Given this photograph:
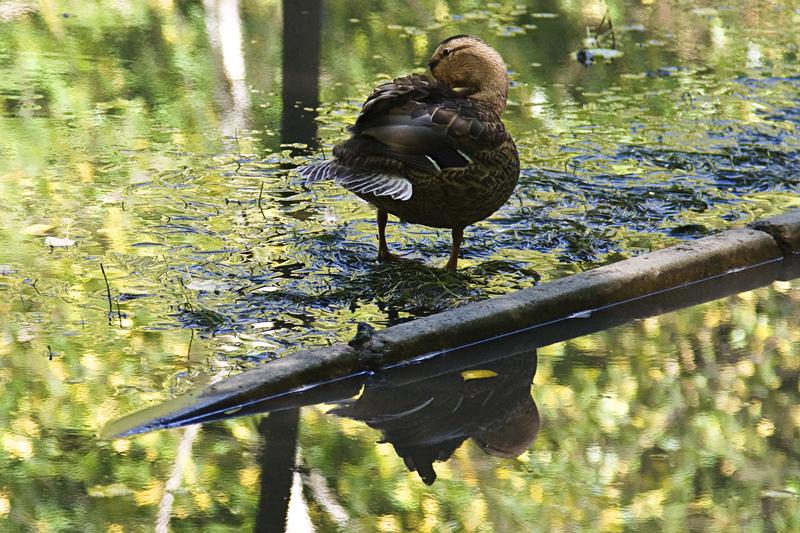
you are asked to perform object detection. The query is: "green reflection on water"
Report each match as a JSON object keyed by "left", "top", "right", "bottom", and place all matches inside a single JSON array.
[
  {"left": 1, "top": 0, "right": 800, "bottom": 530},
  {"left": 300, "top": 279, "right": 800, "bottom": 532}
]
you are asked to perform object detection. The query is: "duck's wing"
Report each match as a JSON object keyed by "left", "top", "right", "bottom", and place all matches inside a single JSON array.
[
  {"left": 299, "top": 159, "right": 413, "bottom": 201},
  {"left": 299, "top": 75, "right": 507, "bottom": 201},
  {"left": 343, "top": 75, "right": 508, "bottom": 173}
]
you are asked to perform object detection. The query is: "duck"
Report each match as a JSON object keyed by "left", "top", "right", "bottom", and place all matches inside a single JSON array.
[{"left": 301, "top": 35, "right": 519, "bottom": 271}]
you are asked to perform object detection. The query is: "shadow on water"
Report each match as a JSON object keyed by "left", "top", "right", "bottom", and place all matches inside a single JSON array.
[
  {"left": 104, "top": 254, "right": 800, "bottom": 502},
  {"left": 165, "top": 68, "right": 800, "bottom": 353}
]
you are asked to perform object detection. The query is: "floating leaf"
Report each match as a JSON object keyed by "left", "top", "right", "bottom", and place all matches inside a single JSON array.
[
  {"left": 461, "top": 369, "right": 498, "bottom": 381},
  {"left": 584, "top": 48, "right": 624, "bottom": 59},
  {"left": 16, "top": 328, "right": 35, "bottom": 342},
  {"left": 185, "top": 279, "right": 229, "bottom": 291},
  {"left": 352, "top": 384, "right": 365, "bottom": 400},
  {"left": 87, "top": 483, "right": 134, "bottom": 498},
  {"left": 761, "top": 490, "right": 799, "bottom": 499},
  {"left": 44, "top": 236, "right": 76, "bottom": 248}
]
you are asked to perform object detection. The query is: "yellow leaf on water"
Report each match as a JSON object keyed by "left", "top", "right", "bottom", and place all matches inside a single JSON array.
[
  {"left": 352, "top": 384, "right": 365, "bottom": 400},
  {"left": 461, "top": 370, "right": 498, "bottom": 381},
  {"left": 87, "top": 483, "right": 133, "bottom": 498}
]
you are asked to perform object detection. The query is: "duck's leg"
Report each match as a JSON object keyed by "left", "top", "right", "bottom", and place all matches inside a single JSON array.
[
  {"left": 377, "top": 209, "right": 399, "bottom": 262},
  {"left": 445, "top": 227, "right": 464, "bottom": 271}
]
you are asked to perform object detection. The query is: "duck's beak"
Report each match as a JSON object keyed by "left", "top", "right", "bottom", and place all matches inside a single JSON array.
[{"left": 427, "top": 59, "right": 439, "bottom": 72}]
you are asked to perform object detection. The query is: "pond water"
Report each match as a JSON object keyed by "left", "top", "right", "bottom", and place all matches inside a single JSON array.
[{"left": 1, "top": 0, "right": 799, "bottom": 530}]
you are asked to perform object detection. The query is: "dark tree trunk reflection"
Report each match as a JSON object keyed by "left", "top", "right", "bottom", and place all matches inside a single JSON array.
[
  {"left": 255, "top": 409, "right": 301, "bottom": 532},
  {"left": 255, "top": 3, "right": 321, "bottom": 530},
  {"left": 280, "top": 0, "right": 321, "bottom": 150}
]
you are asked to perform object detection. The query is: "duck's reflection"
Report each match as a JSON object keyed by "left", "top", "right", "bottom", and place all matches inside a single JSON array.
[
  {"left": 103, "top": 345, "right": 541, "bottom": 488},
  {"left": 328, "top": 349, "right": 539, "bottom": 484}
]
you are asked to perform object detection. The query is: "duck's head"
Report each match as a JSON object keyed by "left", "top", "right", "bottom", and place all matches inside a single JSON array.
[{"left": 428, "top": 35, "right": 509, "bottom": 115}]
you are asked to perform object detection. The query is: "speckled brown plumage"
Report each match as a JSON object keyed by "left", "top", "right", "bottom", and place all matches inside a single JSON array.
[{"left": 302, "top": 36, "right": 519, "bottom": 270}]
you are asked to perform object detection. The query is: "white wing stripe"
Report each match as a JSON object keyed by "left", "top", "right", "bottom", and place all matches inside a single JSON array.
[{"left": 298, "top": 161, "right": 413, "bottom": 201}]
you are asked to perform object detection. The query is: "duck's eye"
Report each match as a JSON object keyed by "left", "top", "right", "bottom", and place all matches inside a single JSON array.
[{"left": 442, "top": 49, "right": 451, "bottom": 57}]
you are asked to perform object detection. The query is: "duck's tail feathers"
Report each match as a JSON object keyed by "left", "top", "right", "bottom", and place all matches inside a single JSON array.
[
  {"left": 298, "top": 160, "right": 413, "bottom": 201},
  {"left": 297, "top": 159, "right": 339, "bottom": 183}
]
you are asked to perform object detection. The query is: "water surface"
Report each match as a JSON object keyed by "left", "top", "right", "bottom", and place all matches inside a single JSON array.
[{"left": 1, "top": 0, "right": 800, "bottom": 530}]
